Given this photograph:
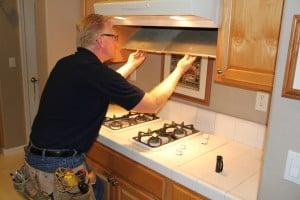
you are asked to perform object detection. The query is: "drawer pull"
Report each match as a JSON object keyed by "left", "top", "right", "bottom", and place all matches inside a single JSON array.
[
  {"left": 217, "top": 68, "right": 224, "bottom": 75},
  {"left": 112, "top": 179, "right": 119, "bottom": 186},
  {"left": 107, "top": 176, "right": 114, "bottom": 183}
]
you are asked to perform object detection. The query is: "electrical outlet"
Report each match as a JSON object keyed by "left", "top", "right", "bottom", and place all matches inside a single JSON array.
[
  {"left": 255, "top": 92, "right": 269, "bottom": 112},
  {"left": 284, "top": 150, "right": 300, "bottom": 184},
  {"left": 129, "top": 70, "right": 136, "bottom": 81},
  {"left": 9, "top": 57, "right": 16, "bottom": 68}
]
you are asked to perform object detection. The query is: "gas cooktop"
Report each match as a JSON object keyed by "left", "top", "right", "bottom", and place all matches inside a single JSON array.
[
  {"left": 102, "top": 112, "right": 159, "bottom": 131},
  {"left": 132, "top": 121, "right": 199, "bottom": 148}
]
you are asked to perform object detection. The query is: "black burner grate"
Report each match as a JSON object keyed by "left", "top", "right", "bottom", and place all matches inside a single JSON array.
[
  {"left": 133, "top": 121, "right": 198, "bottom": 148},
  {"left": 103, "top": 112, "right": 159, "bottom": 130}
]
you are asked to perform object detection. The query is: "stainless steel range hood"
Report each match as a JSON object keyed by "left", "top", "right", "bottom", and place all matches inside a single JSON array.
[
  {"left": 94, "top": 0, "right": 220, "bottom": 57},
  {"left": 123, "top": 27, "right": 217, "bottom": 58},
  {"left": 94, "top": 0, "right": 221, "bottom": 28}
]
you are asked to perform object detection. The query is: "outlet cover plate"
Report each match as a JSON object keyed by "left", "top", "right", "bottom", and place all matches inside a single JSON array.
[
  {"left": 255, "top": 92, "right": 269, "bottom": 112},
  {"left": 284, "top": 150, "right": 300, "bottom": 184}
]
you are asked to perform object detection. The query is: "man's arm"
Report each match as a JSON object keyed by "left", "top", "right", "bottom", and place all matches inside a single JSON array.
[
  {"left": 116, "top": 51, "right": 146, "bottom": 78},
  {"left": 132, "top": 55, "right": 196, "bottom": 113}
]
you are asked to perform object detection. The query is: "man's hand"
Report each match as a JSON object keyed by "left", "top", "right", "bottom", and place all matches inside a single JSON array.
[
  {"left": 127, "top": 50, "right": 146, "bottom": 69},
  {"left": 117, "top": 50, "right": 146, "bottom": 78},
  {"left": 176, "top": 54, "right": 197, "bottom": 74},
  {"left": 133, "top": 54, "right": 196, "bottom": 113}
]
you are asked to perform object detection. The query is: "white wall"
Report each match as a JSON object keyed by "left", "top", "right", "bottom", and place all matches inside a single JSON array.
[
  {"left": 0, "top": 0, "right": 26, "bottom": 148},
  {"left": 45, "top": 0, "right": 81, "bottom": 73},
  {"left": 259, "top": 1, "right": 300, "bottom": 199}
]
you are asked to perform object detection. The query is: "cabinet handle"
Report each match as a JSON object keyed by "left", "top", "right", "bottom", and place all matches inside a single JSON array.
[
  {"left": 112, "top": 179, "right": 119, "bottom": 186},
  {"left": 217, "top": 68, "right": 224, "bottom": 75},
  {"left": 107, "top": 176, "right": 114, "bottom": 183}
]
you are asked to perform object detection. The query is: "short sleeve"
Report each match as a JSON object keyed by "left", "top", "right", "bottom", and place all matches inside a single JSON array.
[{"left": 87, "top": 64, "right": 145, "bottom": 110}]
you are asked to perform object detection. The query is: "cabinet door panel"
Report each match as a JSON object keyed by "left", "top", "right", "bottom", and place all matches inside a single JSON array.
[
  {"left": 87, "top": 143, "right": 166, "bottom": 199},
  {"left": 170, "top": 183, "right": 208, "bottom": 200},
  {"left": 113, "top": 176, "right": 158, "bottom": 200},
  {"left": 87, "top": 142, "right": 115, "bottom": 170},
  {"left": 111, "top": 147, "right": 165, "bottom": 199},
  {"left": 216, "top": 0, "right": 284, "bottom": 92}
]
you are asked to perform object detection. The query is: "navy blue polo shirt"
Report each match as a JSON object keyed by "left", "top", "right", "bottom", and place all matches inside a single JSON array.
[{"left": 30, "top": 47, "right": 144, "bottom": 152}]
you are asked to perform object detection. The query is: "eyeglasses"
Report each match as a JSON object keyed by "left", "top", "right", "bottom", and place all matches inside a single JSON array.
[{"left": 100, "top": 33, "right": 119, "bottom": 41}]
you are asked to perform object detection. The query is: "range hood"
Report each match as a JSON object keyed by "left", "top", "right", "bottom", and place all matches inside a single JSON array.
[
  {"left": 94, "top": 0, "right": 221, "bottom": 28},
  {"left": 123, "top": 27, "right": 217, "bottom": 58}
]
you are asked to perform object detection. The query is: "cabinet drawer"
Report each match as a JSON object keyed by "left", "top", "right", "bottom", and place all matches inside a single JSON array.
[{"left": 87, "top": 142, "right": 166, "bottom": 199}]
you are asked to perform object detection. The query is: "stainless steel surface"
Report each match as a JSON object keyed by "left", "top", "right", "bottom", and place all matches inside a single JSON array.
[
  {"left": 94, "top": 0, "right": 221, "bottom": 28},
  {"left": 124, "top": 28, "right": 217, "bottom": 57}
]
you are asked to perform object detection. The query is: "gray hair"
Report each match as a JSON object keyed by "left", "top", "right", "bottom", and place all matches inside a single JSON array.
[{"left": 76, "top": 14, "right": 110, "bottom": 48}]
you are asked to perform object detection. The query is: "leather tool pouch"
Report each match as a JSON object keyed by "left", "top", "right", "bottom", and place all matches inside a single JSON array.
[
  {"left": 53, "top": 167, "right": 95, "bottom": 200},
  {"left": 11, "top": 165, "right": 50, "bottom": 200}
]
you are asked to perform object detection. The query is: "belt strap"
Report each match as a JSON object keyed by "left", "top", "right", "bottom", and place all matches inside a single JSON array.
[{"left": 28, "top": 145, "right": 78, "bottom": 157}]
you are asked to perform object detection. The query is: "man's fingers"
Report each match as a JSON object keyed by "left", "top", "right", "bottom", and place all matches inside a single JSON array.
[{"left": 134, "top": 50, "right": 145, "bottom": 58}]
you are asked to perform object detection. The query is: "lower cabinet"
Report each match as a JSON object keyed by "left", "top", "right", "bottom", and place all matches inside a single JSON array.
[
  {"left": 166, "top": 181, "right": 208, "bottom": 200},
  {"left": 111, "top": 174, "right": 158, "bottom": 200},
  {"left": 86, "top": 142, "right": 209, "bottom": 200}
]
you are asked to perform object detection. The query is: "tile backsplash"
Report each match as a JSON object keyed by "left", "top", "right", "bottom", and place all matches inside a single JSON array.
[{"left": 158, "top": 100, "right": 266, "bottom": 149}]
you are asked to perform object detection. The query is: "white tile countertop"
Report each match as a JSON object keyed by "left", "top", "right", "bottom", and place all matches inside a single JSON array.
[{"left": 97, "top": 105, "right": 263, "bottom": 200}]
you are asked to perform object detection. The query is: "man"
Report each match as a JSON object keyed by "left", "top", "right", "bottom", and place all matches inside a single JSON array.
[{"left": 25, "top": 14, "right": 196, "bottom": 199}]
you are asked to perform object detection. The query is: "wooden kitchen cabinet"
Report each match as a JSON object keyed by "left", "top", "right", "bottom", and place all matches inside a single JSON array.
[
  {"left": 87, "top": 142, "right": 165, "bottom": 200},
  {"left": 215, "top": 0, "right": 284, "bottom": 92},
  {"left": 81, "top": 0, "right": 138, "bottom": 63},
  {"left": 166, "top": 180, "right": 208, "bottom": 200},
  {"left": 87, "top": 158, "right": 155, "bottom": 200},
  {"left": 111, "top": 174, "right": 158, "bottom": 200},
  {"left": 86, "top": 142, "right": 209, "bottom": 200}
]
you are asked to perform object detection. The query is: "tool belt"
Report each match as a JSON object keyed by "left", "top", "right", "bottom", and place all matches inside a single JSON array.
[
  {"left": 11, "top": 164, "right": 95, "bottom": 200},
  {"left": 11, "top": 164, "right": 50, "bottom": 200},
  {"left": 53, "top": 167, "right": 94, "bottom": 200}
]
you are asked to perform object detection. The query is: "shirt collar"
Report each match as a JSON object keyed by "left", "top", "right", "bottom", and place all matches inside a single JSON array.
[{"left": 76, "top": 47, "right": 102, "bottom": 64}]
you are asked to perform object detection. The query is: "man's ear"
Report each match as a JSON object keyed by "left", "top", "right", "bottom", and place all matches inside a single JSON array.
[{"left": 96, "top": 37, "right": 104, "bottom": 48}]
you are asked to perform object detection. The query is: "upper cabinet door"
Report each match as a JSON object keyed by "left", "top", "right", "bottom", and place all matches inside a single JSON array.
[{"left": 215, "top": 0, "right": 284, "bottom": 92}]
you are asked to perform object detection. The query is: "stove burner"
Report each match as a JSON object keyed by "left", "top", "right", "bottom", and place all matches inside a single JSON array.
[
  {"left": 147, "top": 133, "right": 162, "bottom": 147},
  {"left": 103, "top": 112, "right": 159, "bottom": 130},
  {"left": 110, "top": 120, "right": 124, "bottom": 130},
  {"left": 173, "top": 128, "right": 187, "bottom": 138},
  {"left": 135, "top": 115, "right": 149, "bottom": 123},
  {"left": 133, "top": 121, "right": 198, "bottom": 148}
]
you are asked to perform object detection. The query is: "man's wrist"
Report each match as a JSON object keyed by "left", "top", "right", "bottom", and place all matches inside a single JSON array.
[
  {"left": 126, "top": 62, "right": 137, "bottom": 69},
  {"left": 175, "top": 65, "right": 186, "bottom": 75}
]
